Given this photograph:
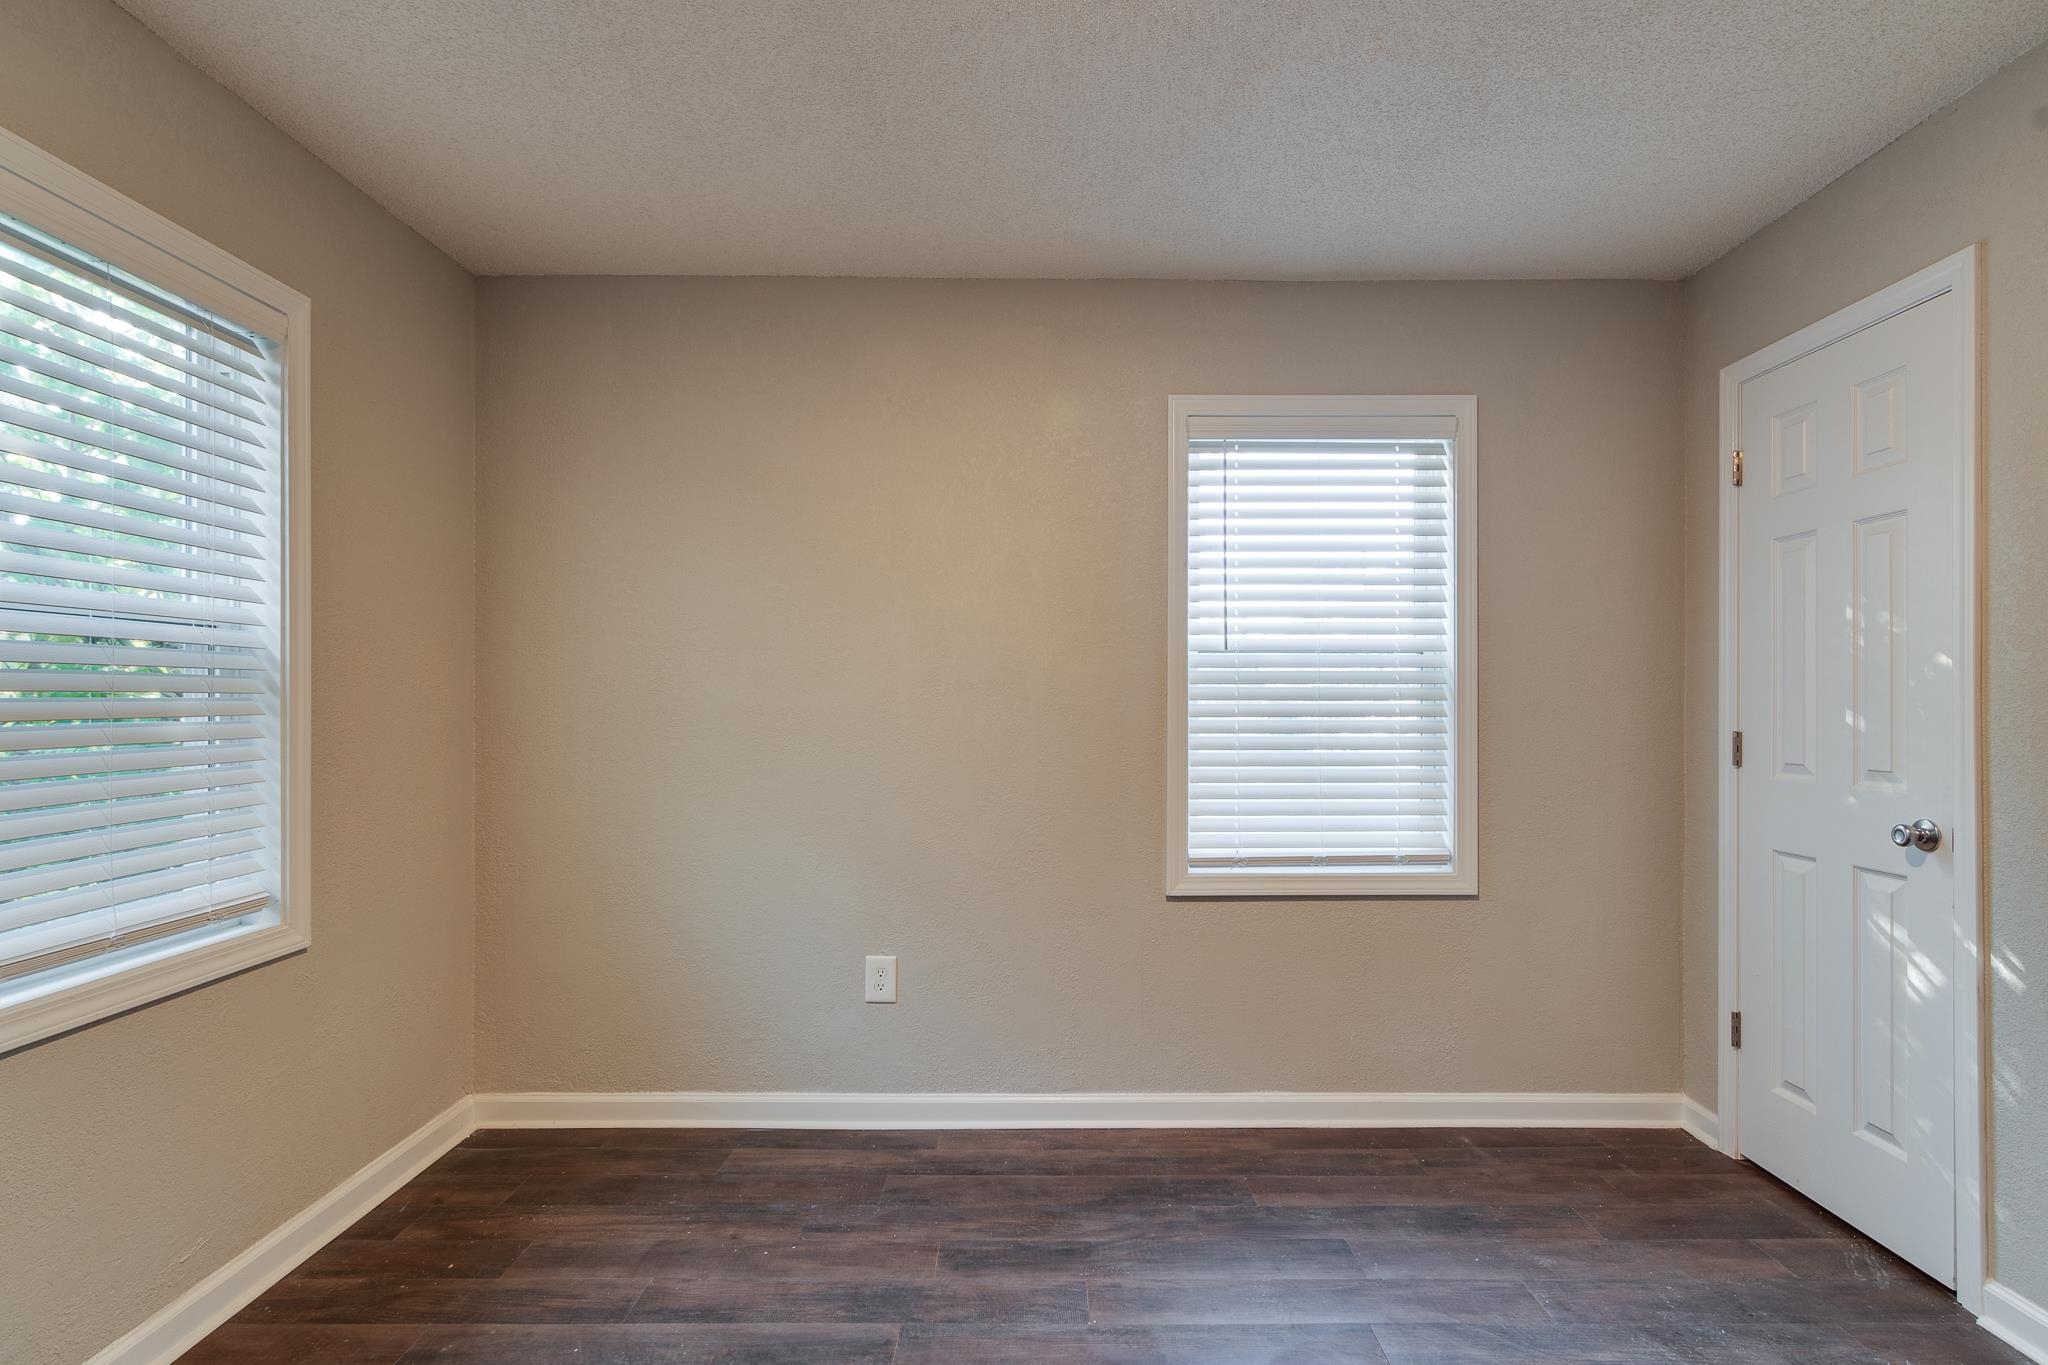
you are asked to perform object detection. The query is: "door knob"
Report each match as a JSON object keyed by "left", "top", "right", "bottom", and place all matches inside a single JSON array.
[{"left": 1891, "top": 819, "right": 1942, "bottom": 852}]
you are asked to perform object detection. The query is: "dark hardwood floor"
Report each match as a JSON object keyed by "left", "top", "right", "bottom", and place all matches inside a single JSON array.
[{"left": 182, "top": 1127, "right": 2023, "bottom": 1363}]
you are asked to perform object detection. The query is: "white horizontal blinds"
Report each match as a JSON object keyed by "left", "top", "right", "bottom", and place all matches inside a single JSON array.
[
  {"left": 1187, "top": 414, "right": 1457, "bottom": 870},
  {"left": 0, "top": 210, "right": 281, "bottom": 983}
]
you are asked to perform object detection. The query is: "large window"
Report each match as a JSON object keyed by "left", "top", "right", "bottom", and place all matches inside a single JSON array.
[
  {"left": 0, "top": 129, "right": 307, "bottom": 1052},
  {"left": 1168, "top": 396, "right": 1476, "bottom": 897}
]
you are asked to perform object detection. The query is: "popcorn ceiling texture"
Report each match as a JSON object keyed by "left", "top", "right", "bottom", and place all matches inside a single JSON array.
[{"left": 115, "top": 0, "right": 2048, "bottom": 279}]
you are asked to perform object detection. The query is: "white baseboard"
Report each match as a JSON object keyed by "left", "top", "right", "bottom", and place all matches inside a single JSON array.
[
  {"left": 470, "top": 1090, "right": 1692, "bottom": 1130},
  {"left": 1983, "top": 1281, "right": 2048, "bottom": 1363},
  {"left": 85, "top": 1095, "right": 475, "bottom": 1365},
  {"left": 1679, "top": 1096, "right": 1719, "bottom": 1149},
  {"left": 82, "top": 1086, "right": 2025, "bottom": 1364},
  {"left": 76, "top": 1088, "right": 1706, "bottom": 1362}
]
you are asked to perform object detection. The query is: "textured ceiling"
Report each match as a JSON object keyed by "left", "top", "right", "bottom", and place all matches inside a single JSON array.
[{"left": 114, "top": 0, "right": 2048, "bottom": 279}]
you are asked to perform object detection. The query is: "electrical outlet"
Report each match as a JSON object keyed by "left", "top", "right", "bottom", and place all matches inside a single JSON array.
[{"left": 864, "top": 955, "right": 897, "bottom": 1003}]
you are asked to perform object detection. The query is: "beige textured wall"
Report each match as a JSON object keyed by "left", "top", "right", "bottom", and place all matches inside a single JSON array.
[
  {"left": 476, "top": 277, "right": 1683, "bottom": 1096},
  {"left": 0, "top": 3, "right": 477, "bottom": 1363},
  {"left": 1678, "top": 42, "right": 2048, "bottom": 1300}
]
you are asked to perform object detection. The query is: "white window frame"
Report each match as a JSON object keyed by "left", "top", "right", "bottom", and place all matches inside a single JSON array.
[
  {"left": 0, "top": 126, "right": 310, "bottom": 1054},
  {"left": 1167, "top": 394, "right": 1477, "bottom": 898}
]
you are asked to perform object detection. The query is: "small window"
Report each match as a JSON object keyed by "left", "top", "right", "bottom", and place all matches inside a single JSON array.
[
  {"left": 1168, "top": 396, "right": 1476, "bottom": 897},
  {"left": 0, "top": 129, "right": 308, "bottom": 1052}
]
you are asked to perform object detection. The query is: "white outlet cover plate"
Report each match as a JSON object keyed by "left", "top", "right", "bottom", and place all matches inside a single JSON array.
[{"left": 864, "top": 955, "right": 897, "bottom": 1003}]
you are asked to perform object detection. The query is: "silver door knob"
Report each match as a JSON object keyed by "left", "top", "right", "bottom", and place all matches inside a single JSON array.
[{"left": 1891, "top": 819, "right": 1942, "bottom": 852}]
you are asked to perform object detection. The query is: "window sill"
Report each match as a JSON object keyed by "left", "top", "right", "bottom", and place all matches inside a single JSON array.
[
  {"left": 0, "top": 916, "right": 307, "bottom": 1056},
  {"left": 1167, "top": 868, "right": 1479, "bottom": 898}
]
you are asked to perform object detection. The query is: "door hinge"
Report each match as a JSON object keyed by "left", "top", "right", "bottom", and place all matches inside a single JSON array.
[
  {"left": 1732, "top": 449, "right": 1745, "bottom": 486},
  {"left": 1731, "top": 730, "right": 1744, "bottom": 768},
  {"left": 1731, "top": 1011, "right": 1743, "bottom": 1049}
]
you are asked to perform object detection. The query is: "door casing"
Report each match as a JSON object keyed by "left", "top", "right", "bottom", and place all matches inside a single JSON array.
[{"left": 1715, "top": 245, "right": 1985, "bottom": 1311}]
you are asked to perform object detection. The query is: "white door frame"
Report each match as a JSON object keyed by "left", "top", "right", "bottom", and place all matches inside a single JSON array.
[{"left": 1716, "top": 245, "right": 1985, "bottom": 1310}]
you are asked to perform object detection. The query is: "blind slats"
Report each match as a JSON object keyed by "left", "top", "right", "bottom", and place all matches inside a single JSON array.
[
  {"left": 0, "top": 698, "right": 263, "bottom": 723},
  {"left": 0, "top": 488, "right": 263, "bottom": 557},
  {"left": 0, "top": 520, "right": 267, "bottom": 579},
  {"left": 0, "top": 551, "right": 265, "bottom": 604},
  {"left": 0, "top": 425, "right": 267, "bottom": 507},
  {"left": 1185, "top": 433, "right": 1458, "bottom": 873},
  {"left": 0, "top": 607, "right": 268, "bottom": 651},
  {"left": 0, "top": 274, "right": 268, "bottom": 405},
  {"left": 0, "top": 312, "right": 270, "bottom": 426},
  {"left": 0, "top": 884, "right": 267, "bottom": 978},
  {"left": 0, "top": 223, "right": 267, "bottom": 373},
  {"left": 0, "top": 809, "right": 265, "bottom": 879},
  {"left": 0, "top": 367, "right": 267, "bottom": 468},
  {"left": 0, "top": 666, "right": 267, "bottom": 692},
  {"left": 0, "top": 378, "right": 264, "bottom": 472},
  {"left": 0, "top": 855, "right": 266, "bottom": 940},
  {"left": 0, "top": 332, "right": 270, "bottom": 447},
  {"left": 0, "top": 581, "right": 263, "bottom": 625},
  {"left": 0, "top": 766, "right": 263, "bottom": 817},
  {"left": 0, "top": 833, "right": 266, "bottom": 920},
  {"left": 0, "top": 207, "right": 283, "bottom": 984},
  {"left": 0, "top": 785, "right": 264, "bottom": 842},
  {"left": 0, "top": 743, "right": 266, "bottom": 786},
  {"left": 0, "top": 719, "right": 264, "bottom": 752},
  {"left": 0, "top": 639, "right": 262, "bottom": 670}
]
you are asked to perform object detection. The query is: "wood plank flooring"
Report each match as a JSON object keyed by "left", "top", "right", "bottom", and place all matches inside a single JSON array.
[{"left": 181, "top": 1127, "right": 2024, "bottom": 1363}]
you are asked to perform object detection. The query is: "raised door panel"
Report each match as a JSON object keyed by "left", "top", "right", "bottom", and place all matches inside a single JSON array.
[
  {"left": 1853, "top": 866, "right": 1910, "bottom": 1158},
  {"left": 1853, "top": 512, "right": 1906, "bottom": 791},
  {"left": 1772, "top": 851, "right": 1819, "bottom": 1108},
  {"left": 1772, "top": 532, "right": 1818, "bottom": 780}
]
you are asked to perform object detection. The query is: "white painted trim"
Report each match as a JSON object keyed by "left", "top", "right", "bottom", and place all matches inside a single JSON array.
[
  {"left": 1715, "top": 353, "right": 1742, "bottom": 1160},
  {"left": 473, "top": 1090, "right": 1687, "bottom": 1130},
  {"left": 0, "top": 920, "right": 309, "bottom": 1058},
  {"left": 84, "top": 1096, "right": 473, "bottom": 1365},
  {"left": 1680, "top": 1097, "right": 1719, "bottom": 1149},
  {"left": 0, "top": 122, "right": 313, "bottom": 1057},
  {"left": 1982, "top": 1282, "right": 2048, "bottom": 1364},
  {"left": 0, "top": 125, "right": 301, "bottom": 335},
  {"left": 1715, "top": 245, "right": 1986, "bottom": 1309},
  {"left": 1954, "top": 248, "right": 1988, "bottom": 1315},
  {"left": 1164, "top": 393, "right": 1480, "bottom": 898}
]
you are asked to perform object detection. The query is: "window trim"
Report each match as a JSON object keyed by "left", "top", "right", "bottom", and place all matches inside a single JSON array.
[
  {"left": 0, "top": 125, "right": 311, "bottom": 1054},
  {"left": 1166, "top": 394, "right": 1477, "bottom": 898}
]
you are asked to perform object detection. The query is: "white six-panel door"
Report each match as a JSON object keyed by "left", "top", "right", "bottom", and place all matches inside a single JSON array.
[{"left": 1735, "top": 286, "right": 1964, "bottom": 1284}]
